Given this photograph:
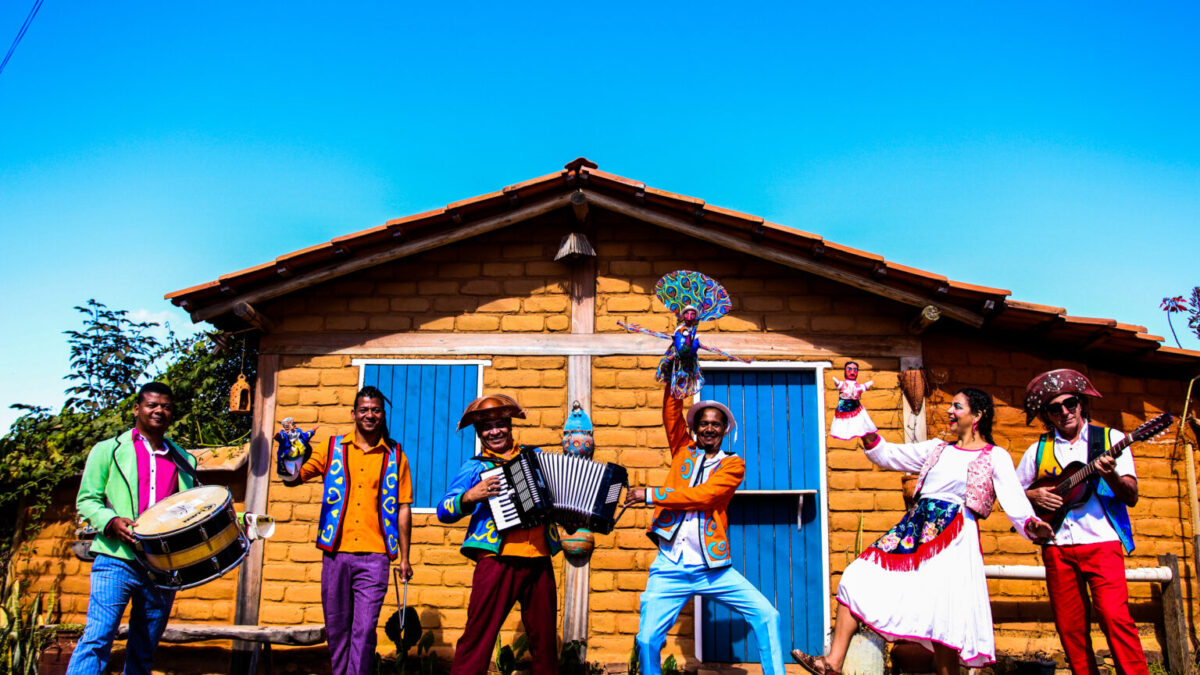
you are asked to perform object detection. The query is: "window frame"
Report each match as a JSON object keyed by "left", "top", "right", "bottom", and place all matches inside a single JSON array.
[{"left": 351, "top": 358, "right": 491, "bottom": 514}]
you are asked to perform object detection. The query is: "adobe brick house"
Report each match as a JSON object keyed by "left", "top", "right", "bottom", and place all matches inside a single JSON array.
[{"left": 19, "top": 158, "right": 1200, "bottom": 673}]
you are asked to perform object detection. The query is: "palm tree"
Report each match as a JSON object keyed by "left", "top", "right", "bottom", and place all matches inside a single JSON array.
[{"left": 1161, "top": 296, "right": 1187, "bottom": 348}]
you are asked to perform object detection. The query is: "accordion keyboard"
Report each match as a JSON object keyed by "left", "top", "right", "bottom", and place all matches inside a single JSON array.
[{"left": 481, "top": 466, "right": 523, "bottom": 531}]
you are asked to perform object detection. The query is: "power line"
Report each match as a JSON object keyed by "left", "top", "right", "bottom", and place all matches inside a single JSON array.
[{"left": 0, "top": 0, "right": 46, "bottom": 77}]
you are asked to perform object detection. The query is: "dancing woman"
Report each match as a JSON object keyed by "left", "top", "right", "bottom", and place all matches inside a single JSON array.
[{"left": 793, "top": 388, "right": 1053, "bottom": 675}]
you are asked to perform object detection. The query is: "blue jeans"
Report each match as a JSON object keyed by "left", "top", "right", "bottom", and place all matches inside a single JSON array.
[
  {"left": 637, "top": 554, "right": 784, "bottom": 675},
  {"left": 66, "top": 554, "right": 175, "bottom": 675}
]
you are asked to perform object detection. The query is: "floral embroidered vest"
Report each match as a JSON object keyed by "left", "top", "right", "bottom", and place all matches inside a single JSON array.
[{"left": 914, "top": 442, "right": 995, "bottom": 518}]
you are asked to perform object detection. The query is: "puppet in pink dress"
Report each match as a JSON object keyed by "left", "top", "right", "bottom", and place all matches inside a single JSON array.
[{"left": 830, "top": 361, "right": 878, "bottom": 440}]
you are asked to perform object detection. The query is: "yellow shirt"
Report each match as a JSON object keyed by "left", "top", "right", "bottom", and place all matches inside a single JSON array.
[{"left": 299, "top": 430, "right": 412, "bottom": 554}]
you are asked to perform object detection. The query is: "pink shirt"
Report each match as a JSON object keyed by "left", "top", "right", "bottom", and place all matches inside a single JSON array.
[{"left": 133, "top": 428, "right": 179, "bottom": 515}]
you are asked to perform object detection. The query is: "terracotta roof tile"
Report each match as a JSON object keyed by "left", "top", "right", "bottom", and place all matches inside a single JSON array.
[
  {"left": 502, "top": 171, "right": 568, "bottom": 193},
  {"left": 1062, "top": 316, "right": 1118, "bottom": 328},
  {"left": 331, "top": 224, "right": 390, "bottom": 246},
  {"left": 584, "top": 168, "right": 645, "bottom": 190},
  {"left": 165, "top": 279, "right": 220, "bottom": 300},
  {"left": 276, "top": 242, "right": 334, "bottom": 265},
  {"left": 1115, "top": 322, "right": 1149, "bottom": 333},
  {"left": 701, "top": 204, "right": 765, "bottom": 225},
  {"left": 761, "top": 221, "right": 823, "bottom": 242},
  {"left": 385, "top": 207, "right": 447, "bottom": 230},
  {"left": 1004, "top": 300, "right": 1067, "bottom": 315},
  {"left": 1157, "top": 345, "right": 1200, "bottom": 359},
  {"left": 882, "top": 261, "right": 944, "bottom": 281},
  {"left": 445, "top": 190, "right": 506, "bottom": 212},
  {"left": 823, "top": 241, "right": 885, "bottom": 264},
  {"left": 947, "top": 280, "right": 1011, "bottom": 296},
  {"left": 643, "top": 185, "right": 705, "bottom": 206}
]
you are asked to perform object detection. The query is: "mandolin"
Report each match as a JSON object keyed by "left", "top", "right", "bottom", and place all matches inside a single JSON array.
[{"left": 1029, "top": 413, "right": 1173, "bottom": 532}]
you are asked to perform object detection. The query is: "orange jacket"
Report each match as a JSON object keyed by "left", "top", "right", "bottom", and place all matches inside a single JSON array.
[{"left": 645, "top": 386, "right": 745, "bottom": 568}]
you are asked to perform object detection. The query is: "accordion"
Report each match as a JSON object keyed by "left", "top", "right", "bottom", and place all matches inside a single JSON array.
[{"left": 482, "top": 448, "right": 629, "bottom": 535}]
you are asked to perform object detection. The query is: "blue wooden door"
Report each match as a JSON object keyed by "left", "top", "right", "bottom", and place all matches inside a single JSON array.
[
  {"left": 700, "top": 369, "right": 824, "bottom": 663},
  {"left": 361, "top": 362, "right": 480, "bottom": 509}
]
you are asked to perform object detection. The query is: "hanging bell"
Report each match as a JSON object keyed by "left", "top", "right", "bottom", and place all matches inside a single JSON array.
[{"left": 229, "top": 374, "right": 252, "bottom": 413}]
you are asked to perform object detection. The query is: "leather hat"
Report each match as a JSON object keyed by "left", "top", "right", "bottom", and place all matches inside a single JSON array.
[
  {"left": 458, "top": 394, "right": 526, "bottom": 430},
  {"left": 1023, "top": 368, "right": 1102, "bottom": 425}
]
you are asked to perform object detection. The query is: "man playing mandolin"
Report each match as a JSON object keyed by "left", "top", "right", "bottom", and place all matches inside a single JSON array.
[{"left": 1015, "top": 369, "right": 1148, "bottom": 675}]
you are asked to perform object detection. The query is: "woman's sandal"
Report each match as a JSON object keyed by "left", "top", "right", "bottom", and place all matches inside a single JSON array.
[{"left": 791, "top": 649, "right": 841, "bottom": 675}]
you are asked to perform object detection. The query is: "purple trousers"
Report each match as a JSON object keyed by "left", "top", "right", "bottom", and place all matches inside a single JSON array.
[{"left": 321, "top": 552, "right": 390, "bottom": 675}]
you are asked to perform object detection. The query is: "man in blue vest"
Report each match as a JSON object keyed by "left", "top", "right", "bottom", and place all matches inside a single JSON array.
[
  {"left": 287, "top": 385, "right": 413, "bottom": 675},
  {"left": 437, "top": 394, "right": 561, "bottom": 675},
  {"left": 1016, "top": 369, "right": 1147, "bottom": 675}
]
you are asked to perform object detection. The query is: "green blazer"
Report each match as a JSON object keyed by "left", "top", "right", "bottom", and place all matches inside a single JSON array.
[{"left": 76, "top": 428, "right": 198, "bottom": 561}]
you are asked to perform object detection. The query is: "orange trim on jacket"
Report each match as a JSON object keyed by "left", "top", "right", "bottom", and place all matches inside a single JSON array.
[{"left": 645, "top": 386, "right": 744, "bottom": 568}]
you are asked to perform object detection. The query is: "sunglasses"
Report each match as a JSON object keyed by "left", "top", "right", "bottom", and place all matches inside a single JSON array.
[{"left": 1044, "top": 396, "right": 1080, "bottom": 416}]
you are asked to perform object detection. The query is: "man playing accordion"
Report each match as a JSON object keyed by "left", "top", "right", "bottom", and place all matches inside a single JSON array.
[{"left": 436, "top": 395, "right": 562, "bottom": 675}]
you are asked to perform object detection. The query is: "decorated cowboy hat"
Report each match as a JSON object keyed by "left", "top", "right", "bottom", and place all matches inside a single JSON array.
[
  {"left": 458, "top": 394, "right": 526, "bottom": 430},
  {"left": 1023, "top": 368, "right": 1102, "bottom": 425},
  {"left": 686, "top": 400, "right": 738, "bottom": 439}
]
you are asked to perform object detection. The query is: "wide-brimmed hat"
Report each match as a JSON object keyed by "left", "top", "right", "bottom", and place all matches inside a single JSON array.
[
  {"left": 686, "top": 400, "right": 738, "bottom": 440},
  {"left": 1023, "top": 369, "right": 1102, "bottom": 425},
  {"left": 458, "top": 394, "right": 526, "bottom": 430}
]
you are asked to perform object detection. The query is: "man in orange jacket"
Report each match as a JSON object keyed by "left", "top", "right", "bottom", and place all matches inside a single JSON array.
[{"left": 625, "top": 384, "right": 785, "bottom": 675}]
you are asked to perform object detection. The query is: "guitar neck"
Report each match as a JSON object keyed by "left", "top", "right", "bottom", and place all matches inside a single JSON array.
[{"left": 1063, "top": 434, "right": 1131, "bottom": 489}]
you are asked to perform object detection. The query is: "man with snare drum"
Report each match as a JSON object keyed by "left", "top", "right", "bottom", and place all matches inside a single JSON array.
[
  {"left": 287, "top": 385, "right": 414, "bottom": 675},
  {"left": 68, "top": 382, "right": 199, "bottom": 675}
]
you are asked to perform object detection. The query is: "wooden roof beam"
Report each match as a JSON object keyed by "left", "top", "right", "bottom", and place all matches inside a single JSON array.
[
  {"left": 234, "top": 302, "right": 275, "bottom": 333},
  {"left": 579, "top": 190, "right": 985, "bottom": 328},
  {"left": 189, "top": 192, "right": 574, "bottom": 323}
]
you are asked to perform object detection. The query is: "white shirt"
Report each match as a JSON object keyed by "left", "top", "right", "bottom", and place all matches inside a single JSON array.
[
  {"left": 1016, "top": 424, "right": 1135, "bottom": 546},
  {"left": 865, "top": 438, "right": 1035, "bottom": 536},
  {"left": 658, "top": 449, "right": 728, "bottom": 565}
]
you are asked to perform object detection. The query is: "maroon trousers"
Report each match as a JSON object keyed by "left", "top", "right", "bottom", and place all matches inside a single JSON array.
[
  {"left": 1043, "top": 542, "right": 1149, "bottom": 675},
  {"left": 450, "top": 555, "right": 557, "bottom": 675}
]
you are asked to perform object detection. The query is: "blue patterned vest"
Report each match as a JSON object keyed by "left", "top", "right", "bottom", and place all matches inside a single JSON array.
[{"left": 316, "top": 435, "right": 404, "bottom": 559}]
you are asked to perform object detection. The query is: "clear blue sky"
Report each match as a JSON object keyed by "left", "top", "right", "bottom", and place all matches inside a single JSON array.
[{"left": 2, "top": 2, "right": 1198, "bottom": 433}]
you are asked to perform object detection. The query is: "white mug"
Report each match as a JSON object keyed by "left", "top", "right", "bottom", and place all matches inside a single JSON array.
[{"left": 244, "top": 513, "right": 276, "bottom": 541}]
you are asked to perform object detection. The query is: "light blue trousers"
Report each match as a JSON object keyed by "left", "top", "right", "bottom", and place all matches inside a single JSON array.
[
  {"left": 66, "top": 554, "right": 175, "bottom": 675},
  {"left": 636, "top": 554, "right": 785, "bottom": 675}
]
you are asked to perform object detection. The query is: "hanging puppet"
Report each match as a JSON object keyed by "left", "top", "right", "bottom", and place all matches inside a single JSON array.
[
  {"left": 275, "top": 417, "right": 318, "bottom": 480},
  {"left": 829, "top": 361, "right": 877, "bottom": 440},
  {"left": 618, "top": 270, "right": 749, "bottom": 398}
]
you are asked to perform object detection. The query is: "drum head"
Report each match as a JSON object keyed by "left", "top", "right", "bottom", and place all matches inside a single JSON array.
[{"left": 133, "top": 486, "right": 231, "bottom": 537}]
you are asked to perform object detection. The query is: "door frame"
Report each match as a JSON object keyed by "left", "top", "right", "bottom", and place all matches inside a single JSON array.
[{"left": 691, "top": 359, "right": 833, "bottom": 660}]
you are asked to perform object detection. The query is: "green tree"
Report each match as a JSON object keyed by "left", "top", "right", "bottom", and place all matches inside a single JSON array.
[{"left": 0, "top": 300, "right": 255, "bottom": 586}]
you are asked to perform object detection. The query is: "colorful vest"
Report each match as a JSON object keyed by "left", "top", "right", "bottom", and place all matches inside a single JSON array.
[
  {"left": 316, "top": 435, "right": 404, "bottom": 559},
  {"left": 914, "top": 442, "right": 996, "bottom": 518},
  {"left": 1034, "top": 425, "right": 1135, "bottom": 553}
]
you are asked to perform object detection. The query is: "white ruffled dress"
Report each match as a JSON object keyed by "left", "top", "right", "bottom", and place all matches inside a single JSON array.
[{"left": 836, "top": 439, "right": 1035, "bottom": 667}]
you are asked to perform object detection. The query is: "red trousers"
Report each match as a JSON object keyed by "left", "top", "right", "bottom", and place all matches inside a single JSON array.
[
  {"left": 450, "top": 556, "right": 557, "bottom": 675},
  {"left": 1042, "top": 542, "right": 1148, "bottom": 675}
]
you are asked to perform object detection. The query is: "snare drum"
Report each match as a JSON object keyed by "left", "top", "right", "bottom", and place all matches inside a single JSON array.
[{"left": 132, "top": 486, "right": 249, "bottom": 590}]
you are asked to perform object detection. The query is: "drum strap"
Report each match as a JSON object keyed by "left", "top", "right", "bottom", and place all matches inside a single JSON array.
[{"left": 165, "top": 441, "right": 203, "bottom": 486}]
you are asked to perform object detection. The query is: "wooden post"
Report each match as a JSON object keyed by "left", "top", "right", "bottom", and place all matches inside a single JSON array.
[
  {"left": 1158, "top": 553, "right": 1188, "bottom": 675},
  {"left": 562, "top": 256, "right": 595, "bottom": 654},
  {"left": 230, "top": 353, "right": 279, "bottom": 675}
]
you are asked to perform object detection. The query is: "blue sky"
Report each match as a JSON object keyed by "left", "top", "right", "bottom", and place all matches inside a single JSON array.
[{"left": 2, "top": 2, "right": 1198, "bottom": 433}]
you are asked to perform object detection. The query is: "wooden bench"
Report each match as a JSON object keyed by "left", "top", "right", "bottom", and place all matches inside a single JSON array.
[
  {"left": 117, "top": 623, "right": 326, "bottom": 673},
  {"left": 983, "top": 553, "right": 1187, "bottom": 674}
]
